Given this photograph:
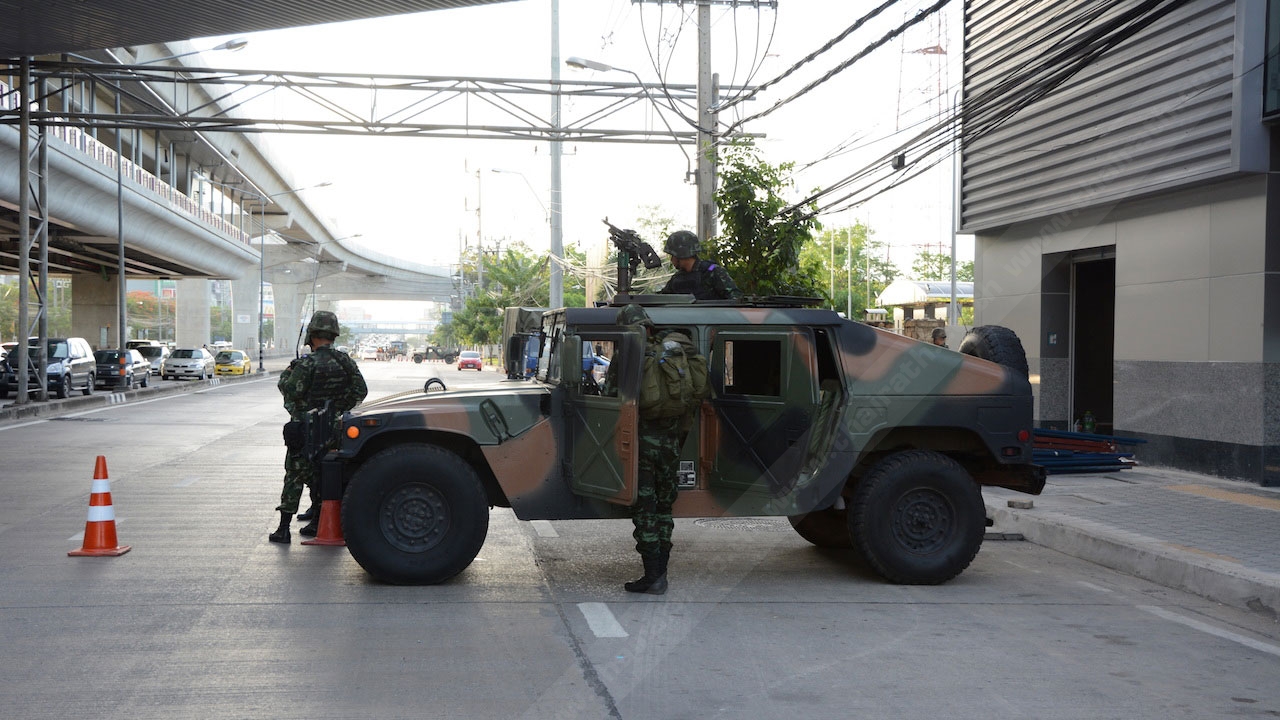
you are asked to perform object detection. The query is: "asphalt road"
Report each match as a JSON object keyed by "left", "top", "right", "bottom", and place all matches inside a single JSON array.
[{"left": 1, "top": 360, "right": 1277, "bottom": 719}]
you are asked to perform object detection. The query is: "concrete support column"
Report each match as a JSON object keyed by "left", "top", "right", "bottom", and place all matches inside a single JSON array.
[
  {"left": 272, "top": 284, "right": 303, "bottom": 356},
  {"left": 70, "top": 272, "right": 120, "bottom": 350},
  {"left": 229, "top": 277, "right": 260, "bottom": 356},
  {"left": 175, "top": 278, "right": 211, "bottom": 349}
]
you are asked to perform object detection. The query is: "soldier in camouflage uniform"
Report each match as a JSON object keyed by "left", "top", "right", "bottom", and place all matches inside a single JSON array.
[
  {"left": 269, "top": 310, "right": 368, "bottom": 544},
  {"left": 659, "top": 230, "right": 744, "bottom": 301},
  {"left": 613, "top": 304, "right": 705, "bottom": 595}
]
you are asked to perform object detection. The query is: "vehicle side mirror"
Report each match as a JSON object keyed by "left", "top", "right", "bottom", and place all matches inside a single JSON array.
[{"left": 561, "top": 334, "right": 582, "bottom": 388}]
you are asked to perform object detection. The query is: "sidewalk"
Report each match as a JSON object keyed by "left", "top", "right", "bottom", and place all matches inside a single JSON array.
[{"left": 985, "top": 466, "right": 1280, "bottom": 618}]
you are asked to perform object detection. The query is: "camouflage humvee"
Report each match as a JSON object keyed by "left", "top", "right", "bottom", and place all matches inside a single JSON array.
[{"left": 324, "top": 299, "right": 1044, "bottom": 586}]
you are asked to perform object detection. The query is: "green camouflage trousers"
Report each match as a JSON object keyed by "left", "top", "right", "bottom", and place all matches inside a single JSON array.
[
  {"left": 276, "top": 449, "right": 319, "bottom": 514},
  {"left": 632, "top": 416, "right": 684, "bottom": 556}
]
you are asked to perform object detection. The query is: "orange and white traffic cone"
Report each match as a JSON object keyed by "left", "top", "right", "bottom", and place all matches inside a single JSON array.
[
  {"left": 301, "top": 499, "right": 345, "bottom": 546},
  {"left": 68, "top": 456, "right": 131, "bottom": 557}
]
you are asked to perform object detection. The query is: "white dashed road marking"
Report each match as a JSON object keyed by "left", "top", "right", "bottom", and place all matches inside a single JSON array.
[
  {"left": 578, "top": 603, "right": 627, "bottom": 638},
  {"left": 531, "top": 520, "right": 558, "bottom": 537}
]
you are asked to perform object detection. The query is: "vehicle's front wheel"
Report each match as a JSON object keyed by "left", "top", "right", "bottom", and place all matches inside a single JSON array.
[
  {"left": 849, "top": 450, "right": 985, "bottom": 585},
  {"left": 55, "top": 374, "right": 69, "bottom": 399},
  {"left": 787, "top": 506, "right": 853, "bottom": 548},
  {"left": 342, "top": 443, "right": 489, "bottom": 585},
  {"left": 140, "top": 373, "right": 149, "bottom": 388}
]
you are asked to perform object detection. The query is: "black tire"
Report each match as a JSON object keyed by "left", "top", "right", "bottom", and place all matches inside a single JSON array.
[
  {"left": 0, "top": 386, "right": 8, "bottom": 399},
  {"left": 958, "top": 325, "right": 1028, "bottom": 378},
  {"left": 849, "top": 450, "right": 985, "bottom": 585},
  {"left": 413, "top": 355, "right": 423, "bottom": 364},
  {"left": 140, "top": 373, "right": 149, "bottom": 388},
  {"left": 423, "top": 378, "right": 447, "bottom": 393},
  {"left": 82, "top": 374, "right": 93, "bottom": 396},
  {"left": 55, "top": 374, "right": 69, "bottom": 399},
  {"left": 342, "top": 444, "right": 489, "bottom": 585},
  {"left": 787, "top": 507, "right": 853, "bottom": 548}
]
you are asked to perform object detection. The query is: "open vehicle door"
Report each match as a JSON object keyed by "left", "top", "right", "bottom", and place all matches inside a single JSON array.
[{"left": 564, "top": 330, "right": 644, "bottom": 505}]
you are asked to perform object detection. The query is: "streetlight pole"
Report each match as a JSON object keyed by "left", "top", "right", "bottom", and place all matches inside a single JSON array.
[{"left": 550, "top": 0, "right": 565, "bottom": 309}]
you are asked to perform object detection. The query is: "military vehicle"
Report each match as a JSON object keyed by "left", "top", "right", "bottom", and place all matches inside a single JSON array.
[
  {"left": 411, "top": 345, "right": 459, "bottom": 364},
  {"left": 322, "top": 298, "right": 1044, "bottom": 587}
]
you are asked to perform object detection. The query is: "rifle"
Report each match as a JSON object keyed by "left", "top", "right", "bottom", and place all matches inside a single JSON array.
[
  {"left": 302, "top": 399, "right": 337, "bottom": 463},
  {"left": 603, "top": 218, "right": 663, "bottom": 296}
]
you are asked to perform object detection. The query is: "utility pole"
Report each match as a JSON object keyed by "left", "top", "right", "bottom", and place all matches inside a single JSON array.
[{"left": 696, "top": 2, "right": 716, "bottom": 244}]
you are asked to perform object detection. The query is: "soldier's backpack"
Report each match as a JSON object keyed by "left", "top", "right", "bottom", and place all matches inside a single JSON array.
[{"left": 638, "top": 331, "right": 708, "bottom": 420}]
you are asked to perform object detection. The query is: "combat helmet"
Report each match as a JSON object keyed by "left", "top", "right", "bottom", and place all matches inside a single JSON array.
[
  {"left": 663, "top": 230, "right": 701, "bottom": 259},
  {"left": 306, "top": 310, "right": 341, "bottom": 340},
  {"left": 615, "top": 303, "right": 654, "bottom": 328}
]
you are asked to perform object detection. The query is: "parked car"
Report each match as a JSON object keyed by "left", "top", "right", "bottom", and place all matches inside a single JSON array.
[
  {"left": 456, "top": 350, "right": 483, "bottom": 371},
  {"left": 161, "top": 347, "right": 215, "bottom": 380},
  {"left": 125, "top": 339, "right": 162, "bottom": 350},
  {"left": 1, "top": 336, "right": 96, "bottom": 399},
  {"left": 93, "top": 349, "right": 150, "bottom": 390},
  {"left": 135, "top": 345, "right": 169, "bottom": 375},
  {"left": 358, "top": 346, "right": 379, "bottom": 361},
  {"left": 214, "top": 349, "right": 252, "bottom": 376}
]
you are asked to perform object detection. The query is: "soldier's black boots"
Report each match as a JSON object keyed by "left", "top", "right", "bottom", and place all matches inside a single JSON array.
[
  {"left": 296, "top": 504, "right": 317, "bottom": 522},
  {"left": 268, "top": 511, "right": 291, "bottom": 544},
  {"left": 298, "top": 517, "right": 319, "bottom": 537},
  {"left": 624, "top": 553, "right": 668, "bottom": 595}
]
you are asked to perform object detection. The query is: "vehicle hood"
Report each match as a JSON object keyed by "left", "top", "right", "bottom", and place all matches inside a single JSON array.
[{"left": 346, "top": 382, "right": 549, "bottom": 446}]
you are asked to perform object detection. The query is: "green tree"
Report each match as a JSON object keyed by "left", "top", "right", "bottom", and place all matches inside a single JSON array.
[
  {"left": 210, "top": 305, "right": 233, "bottom": 343},
  {"left": 707, "top": 139, "right": 824, "bottom": 297},
  {"left": 798, "top": 223, "right": 898, "bottom": 318},
  {"left": 912, "top": 249, "right": 974, "bottom": 282},
  {"left": 0, "top": 276, "right": 17, "bottom": 341}
]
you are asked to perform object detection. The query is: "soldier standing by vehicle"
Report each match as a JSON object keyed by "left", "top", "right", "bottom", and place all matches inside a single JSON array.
[
  {"left": 269, "top": 311, "right": 368, "bottom": 544},
  {"left": 612, "top": 304, "right": 708, "bottom": 594},
  {"left": 658, "top": 230, "right": 744, "bottom": 301}
]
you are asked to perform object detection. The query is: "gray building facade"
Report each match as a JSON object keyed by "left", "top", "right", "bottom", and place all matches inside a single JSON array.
[{"left": 961, "top": 0, "right": 1279, "bottom": 485}]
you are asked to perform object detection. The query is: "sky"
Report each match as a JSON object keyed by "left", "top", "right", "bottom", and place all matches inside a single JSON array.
[{"left": 191, "top": 0, "right": 972, "bottom": 313}]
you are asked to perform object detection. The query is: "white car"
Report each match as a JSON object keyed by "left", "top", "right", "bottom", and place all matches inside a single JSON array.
[
  {"left": 161, "top": 347, "right": 215, "bottom": 380},
  {"left": 359, "top": 347, "right": 379, "bottom": 361}
]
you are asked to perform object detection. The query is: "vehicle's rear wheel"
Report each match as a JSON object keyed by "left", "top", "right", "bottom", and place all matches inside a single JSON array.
[
  {"left": 849, "top": 450, "right": 985, "bottom": 585},
  {"left": 788, "top": 507, "right": 854, "bottom": 548},
  {"left": 342, "top": 443, "right": 489, "bottom": 585},
  {"left": 82, "top": 374, "right": 93, "bottom": 396},
  {"left": 423, "top": 378, "right": 447, "bottom": 393},
  {"left": 958, "top": 325, "right": 1028, "bottom": 378}
]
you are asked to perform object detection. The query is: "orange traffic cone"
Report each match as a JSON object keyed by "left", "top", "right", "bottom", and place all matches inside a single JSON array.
[
  {"left": 68, "top": 456, "right": 131, "bottom": 557},
  {"left": 301, "top": 499, "right": 345, "bottom": 546}
]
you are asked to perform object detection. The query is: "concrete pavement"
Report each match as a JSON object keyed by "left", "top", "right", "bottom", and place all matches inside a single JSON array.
[{"left": 985, "top": 467, "right": 1280, "bottom": 619}]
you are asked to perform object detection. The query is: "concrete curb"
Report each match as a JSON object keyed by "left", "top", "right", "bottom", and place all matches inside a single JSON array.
[
  {"left": 986, "top": 502, "right": 1280, "bottom": 619},
  {"left": 0, "top": 370, "right": 270, "bottom": 425}
]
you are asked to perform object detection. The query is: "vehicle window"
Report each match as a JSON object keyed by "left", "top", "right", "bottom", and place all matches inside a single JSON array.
[
  {"left": 172, "top": 350, "right": 195, "bottom": 359},
  {"left": 722, "top": 339, "right": 781, "bottom": 397},
  {"left": 94, "top": 350, "right": 121, "bottom": 362},
  {"left": 215, "top": 352, "right": 234, "bottom": 362},
  {"left": 48, "top": 341, "right": 69, "bottom": 359},
  {"left": 138, "top": 347, "right": 163, "bottom": 359}
]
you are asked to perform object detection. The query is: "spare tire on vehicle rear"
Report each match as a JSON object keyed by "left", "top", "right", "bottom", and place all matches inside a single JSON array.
[{"left": 958, "top": 325, "right": 1028, "bottom": 378}]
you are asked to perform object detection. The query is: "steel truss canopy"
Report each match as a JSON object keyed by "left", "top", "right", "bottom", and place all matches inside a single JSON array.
[
  {"left": 0, "top": 0, "right": 518, "bottom": 58},
  {"left": 1, "top": 61, "right": 730, "bottom": 145}
]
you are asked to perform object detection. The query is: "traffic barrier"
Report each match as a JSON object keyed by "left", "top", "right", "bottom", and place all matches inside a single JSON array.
[
  {"left": 301, "top": 499, "right": 345, "bottom": 546},
  {"left": 68, "top": 456, "right": 131, "bottom": 557}
]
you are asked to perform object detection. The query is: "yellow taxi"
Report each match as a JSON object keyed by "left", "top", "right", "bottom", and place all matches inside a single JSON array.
[{"left": 214, "top": 349, "right": 253, "bottom": 376}]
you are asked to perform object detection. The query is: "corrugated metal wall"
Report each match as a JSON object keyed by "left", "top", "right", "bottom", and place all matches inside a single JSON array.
[{"left": 961, "top": 0, "right": 1239, "bottom": 232}]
